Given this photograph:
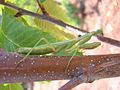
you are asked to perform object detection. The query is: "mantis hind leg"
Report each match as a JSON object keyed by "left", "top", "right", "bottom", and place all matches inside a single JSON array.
[{"left": 16, "top": 37, "right": 56, "bottom": 68}]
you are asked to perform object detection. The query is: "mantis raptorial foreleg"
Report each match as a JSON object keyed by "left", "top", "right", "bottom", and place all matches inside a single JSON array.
[
  {"left": 16, "top": 37, "right": 56, "bottom": 67},
  {"left": 64, "top": 30, "right": 102, "bottom": 72}
]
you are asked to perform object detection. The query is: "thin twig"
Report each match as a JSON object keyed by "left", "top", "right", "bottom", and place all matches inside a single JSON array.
[
  {"left": 58, "top": 76, "right": 84, "bottom": 90},
  {"left": 1, "top": 2, "right": 87, "bottom": 33},
  {"left": 36, "top": 0, "right": 49, "bottom": 15},
  {"left": 97, "top": 35, "right": 120, "bottom": 47}
]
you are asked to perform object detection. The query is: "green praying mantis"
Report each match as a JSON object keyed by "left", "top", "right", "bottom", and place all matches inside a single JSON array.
[
  {"left": 17, "top": 30, "right": 102, "bottom": 55},
  {"left": 16, "top": 30, "right": 102, "bottom": 71}
]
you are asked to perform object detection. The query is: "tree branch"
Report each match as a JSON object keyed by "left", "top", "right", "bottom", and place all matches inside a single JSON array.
[
  {"left": 0, "top": 49, "right": 120, "bottom": 89},
  {"left": 96, "top": 35, "right": 120, "bottom": 47},
  {"left": 36, "top": 0, "right": 49, "bottom": 16}
]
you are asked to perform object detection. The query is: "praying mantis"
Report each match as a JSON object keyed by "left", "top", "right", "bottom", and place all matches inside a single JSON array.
[{"left": 16, "top": 30, "right": 102, "bottom": 70}]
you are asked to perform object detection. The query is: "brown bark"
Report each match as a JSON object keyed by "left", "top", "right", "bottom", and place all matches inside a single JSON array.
[{"left": 0, "top": 49, "right": 120, "bottom": 89}]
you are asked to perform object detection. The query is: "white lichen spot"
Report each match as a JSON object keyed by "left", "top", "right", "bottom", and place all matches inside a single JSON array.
[
  {"left": 56, "top": 62, "right": 59, "bottom": 65},
  {"left": 4, "top": 56, "right": 7, "bottom": 59},
  {"left": 90, "top": 59, "right": 93, "bottom": 62},
  {"left": 67, "top": 69, "right": 70, "bottom": 72},
  {"left": 78, "top": 75, "right": 82, "bottom": 78},
  {"left": 31, "top": 62, "right": 34, "bottom": 65},
  {"left": 4, "top": 72, "right": 7, "bottom": 75},
  {"left": 91, "top": 64, "right": 95, "bottom": 67},
  {"left": 77, "top": 71, "right": 80, "bottom": 74},
  {"left": 15, "top": 55, "right": 18, "bottom": 58},
  {"left": 16, "top": 71, "right": 19, "bottom": 74},
  {"left": 72, "top": 69, "right": 74, "bottom": 72},
  {"left": 56, "top": 60, "right": 60, "bottom": 65},
  {"left": 89, "top": 63, "right": 95, "bottom": 67},
  {"left": 51, "top": 71, "right": 54, "bottom": 73},
  {"left": 24, "top": 73, "right": 27, "bottom": 76},
  {"left": 107, "top": 58, "right": 110, "bottom": 61},
  {"left": 67, "top": 73, "right": 70, "bottom": 76},
  {"left": 31, "top": 60, "right": 35, "bottom": 65},
  {"left": 36, "top": 73, "right": 39, "bottom": 76},
  {"left": 3, "top": 61, "right": 6, "bottom": 64},
  {"left": 21, "top": 64, "right": 24, "bottom": 67},
  {"left": 51, "top": 74, "right": 54, "bottom": 76},
  {"left": 44, "top": 74, "right": 47, "bottom": 77},
  {"left": 48, "top": 71, "right": 50, "bottom": 73},
  {"left": 24, "top": 76, "right": 26, "bottom": 79},
  {"left": 75, "top": 67, "right": 79, "bottom": 70},
  {"left": 33, "top": 70, "right": 36, "bottom": 72},
  {"left": 14, "top": 62, "right": 17, "bottom": 65},
  {"left": 98, "top": 60, "right": 101, "bottom": 63},
  {"left": 8, "top": 73, "right": 11, "bottom": 76},
  {"left": 100, "top": 57, "right": 103, "bottom": 59}
]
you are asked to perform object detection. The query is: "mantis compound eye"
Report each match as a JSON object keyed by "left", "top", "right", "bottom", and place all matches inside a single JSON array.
[
  {"left": 14, "top": 12, "right": 23, "bottom": 17},
  {"left": 78, "top": 35, "right": 81, "bottom": 37}
]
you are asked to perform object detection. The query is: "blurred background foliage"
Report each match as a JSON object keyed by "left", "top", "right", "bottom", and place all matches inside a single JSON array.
[
  {"left": 0, "top": 0, "right": 83, "bottom": 52},
  {"left": 0, "top": 0, "right": 81, "bottom": 26}
]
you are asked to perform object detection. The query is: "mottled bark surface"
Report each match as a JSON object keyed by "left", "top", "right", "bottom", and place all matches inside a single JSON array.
[{"left": 1, "top": 49, "right": 120, "bottom": 89}]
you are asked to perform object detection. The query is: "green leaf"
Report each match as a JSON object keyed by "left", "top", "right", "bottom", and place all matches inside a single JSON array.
[
  {"left": 3, "top": 6, "right": 28, "bottom": 25},
  {"left": 34, "top": 18, "right": 75, "bottom": 40},
  {"left": 0, "top": 7, "right": 57, "bottom": 52},
  {"left": 40, "top": 0, "right": 70, "bottom": 23},
  {"left": 0, "top": 83, "right": 23, "bottom": 90},
  {"left": 34, "top": 0, "right": 75, "bottom": 40}
]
